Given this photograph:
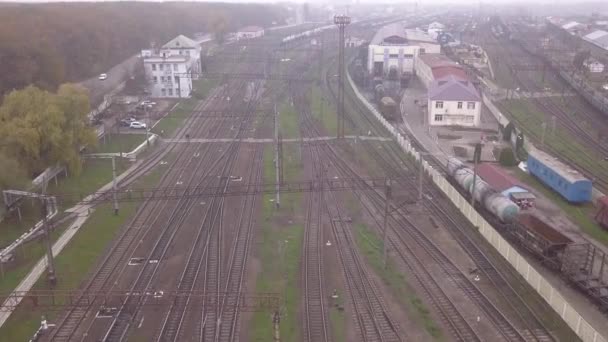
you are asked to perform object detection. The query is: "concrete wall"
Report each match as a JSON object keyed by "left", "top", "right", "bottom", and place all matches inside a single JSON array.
[{"left": 348, "top": 69, "right": 606, "bottom": 342}]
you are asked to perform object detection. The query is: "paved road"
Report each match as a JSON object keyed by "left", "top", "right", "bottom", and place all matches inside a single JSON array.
[{"left": 79, "top": 54, "right": 140, "bottom": 106}]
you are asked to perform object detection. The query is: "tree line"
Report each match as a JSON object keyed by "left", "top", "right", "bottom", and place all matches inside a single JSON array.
[{"left": 0, "top": 2, "right": 286, "bottom": 98}]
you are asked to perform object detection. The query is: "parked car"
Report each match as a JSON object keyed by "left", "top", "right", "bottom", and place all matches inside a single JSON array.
[
  {"left": 119, "top": 120, "right": 131, "bottom": 127},
  {"left": 129, "top": 121, "right": 147, "bottom": 129},
  {"left": 98, "top": 73, "right": 108, "bottom": 80}
]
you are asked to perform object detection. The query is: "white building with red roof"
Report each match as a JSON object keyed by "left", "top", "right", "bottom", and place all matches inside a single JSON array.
[{"left": 415, "top": 53, "right": 467, "bottom": 88}]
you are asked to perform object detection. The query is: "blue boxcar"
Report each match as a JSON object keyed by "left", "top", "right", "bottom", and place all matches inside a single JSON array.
[{"left": 527, "top": 150, "right": 592, "bottom": 203}]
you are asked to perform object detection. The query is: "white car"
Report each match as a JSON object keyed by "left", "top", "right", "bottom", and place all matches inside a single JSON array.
[
  {"left": 129, "top": 121, "right": 147, "bottom": 129},
  {"left": 98, "top": 73, "right": 108, "bottom": 80}
]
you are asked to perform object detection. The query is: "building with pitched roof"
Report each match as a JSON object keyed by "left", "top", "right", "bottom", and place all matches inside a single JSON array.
[
  {"left": 427, "top": 75, "right": 481, "bottom": 127},
  {"left": 367, "top": 23, "right": 440, "bottom": 77},
  {"left": 415, "top": 53, "right": 466, "bottom": 88},
  {"left": 141, "top": 34, "right": 202, "bottom": 98}
]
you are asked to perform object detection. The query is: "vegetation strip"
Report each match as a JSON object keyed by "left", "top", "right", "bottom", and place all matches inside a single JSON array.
[{"left": 250, "top": 121, "right": 304, "bottom": 340}]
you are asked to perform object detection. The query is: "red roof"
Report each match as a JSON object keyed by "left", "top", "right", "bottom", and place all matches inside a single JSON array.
[
  {"left": 432, "top": 66, "right": 467, "bottom": 80},
  {"left": 476, "top": 163, "right": 526, "bottom": 192},
  {"left": 418, "top": 54, "right": 457, "bottom": 68}
]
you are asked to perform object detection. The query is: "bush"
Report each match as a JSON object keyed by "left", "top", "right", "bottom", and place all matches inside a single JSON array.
[{"left": 499, "top": 147, "right": 518, "bottom": 167}]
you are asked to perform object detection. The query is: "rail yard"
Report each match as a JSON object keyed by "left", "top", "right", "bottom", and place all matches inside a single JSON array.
[{"left": 2, "top": 6, "right": 608, "bottom": 342}]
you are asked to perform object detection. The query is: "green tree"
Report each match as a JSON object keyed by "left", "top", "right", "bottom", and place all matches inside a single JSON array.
[
  {"left": 573, "top": 50, "right": 591, "bottom": 71},
  {"left": 208, "top": 11, "right": 229, "bottom": 44},
  {"left": 498, "top": 147, "right": 518, "bottom": 167},
  {"left": 0, "top": 84, "right": 96, "bottom": 180},
  {"left": 0, "top": 153, "right": 27, "bottom": 192},
  {"left": 56, "top": 84, "right": 98, "bottom": 174}
]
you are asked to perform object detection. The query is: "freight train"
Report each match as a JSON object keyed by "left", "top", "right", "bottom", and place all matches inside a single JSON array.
[
  {"left": 444, "top": 131, "right": 608, "bottom": 314},
  {"left": 447, "top": 158, "right": 520, "bottom": 223}
]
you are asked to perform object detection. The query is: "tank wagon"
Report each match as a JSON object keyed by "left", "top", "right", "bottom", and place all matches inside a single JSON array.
[
  {"left": 447, "top": 158, "right": 520, "bottom": 223},
  {"left": 527, "top": 149, "right": 592, "bottom": 203}
]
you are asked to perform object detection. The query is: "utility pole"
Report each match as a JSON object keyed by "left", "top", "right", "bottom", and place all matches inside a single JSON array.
[
  {"left": 41, "top": 198, "right": 56, "bottom": 287},
  {"left": 145, "top": 105, "right": 150, "bottom": 147},
  {"left": 334, "top": 14, "right": 351, "bottom": 139},
  {"left": 470, "top": 143, "right": 482, "bottom": 208},
  {"left": 418, "top": 158, "right": 424, "bottom": 202},
  {"left": 112, "top": 156, "right": 119, "bottom": 215},
  {"left": 382, "top": 179, "right": 392, "bottom": 269},
  {"left": 541, "top": 121, "right": 547, "bottom": 147}
]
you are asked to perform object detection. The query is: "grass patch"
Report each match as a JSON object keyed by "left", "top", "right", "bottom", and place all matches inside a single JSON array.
[
  {"left": 250, "top": 144, "right": 304, "bottom": 341},
  {"left": 0, "top": 160, "right": 165, "bottom": 341},
  {"left": 95, "top": 133, "right": 146, "bottom": 154},
  {"left": 279, "top": 99, "right": 300, "bottom": 139},
  {"left": 0, "top": 201, "right": 43, "bottom": 247},
  {"left": 47, "top": 158, "right": 129, "bottom": 209},
  {"left": 329, "top": 293, "right": 346, "bottom": 342},
  {"left": 353, "top": 223, "right": 444, "bottom": 341},
  {"left": 513, "top": 169, "right": 608, "bottom": 246},
  {"left": 0, "top": 218, "right": 73, "bottom": 295},
  {"left": 311, "top": 83, "right": 339, "bottom": 135},
  {"left": 192, "top": 78, "right": 217, "bottom": 100},
  {"left": 151, "top": 98, "right": 198, "bottom": 137}
]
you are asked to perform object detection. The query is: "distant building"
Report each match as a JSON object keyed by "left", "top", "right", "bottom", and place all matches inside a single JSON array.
[
  {"left": 141, "top": 35, "right": 201, "bottom": 98},
  {"left": 584, "top": 57, "right": 605, "bottom": 73},
  {"left": 427, "top": 21, "right": 445, "bottom": 40},
  {"left": 583, "top": 30, "right": 608, "bottom": 51},
  {"left": 367, "top": 23, "right": 440, "bottom": 77},
  {"left": 236, "top": 26, "right": 265, "bottom": 40},
  {"left": 562, "top": 21, "right": 586, "bottom": 35},
  {"left": 427, "top": 75, "right": 481, "bottom": 127}
]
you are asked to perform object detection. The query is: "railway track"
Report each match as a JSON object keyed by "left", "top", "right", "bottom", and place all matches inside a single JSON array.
[
  {"left": 315, "top": 49, "right": 560, "bottom": 340},
  {"left": 475, "top": 25, "right": 608, "bottom": 193},
  {"left": 152, "top": 53, "right": 267, "bottom": 342},
  {"left": 45, "top": 86, "right": 234, "bottom": 342},
  {"left": 292, "top": 80, "right": 403, "bottom": 342},
  {"left": 100, "top": 83, "right": 249, "bottom": 341}
]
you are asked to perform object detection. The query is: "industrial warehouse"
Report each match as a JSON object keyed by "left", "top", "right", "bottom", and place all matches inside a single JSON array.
[{"left": 0, "top": 3, "right": 607, "bottom": 342}]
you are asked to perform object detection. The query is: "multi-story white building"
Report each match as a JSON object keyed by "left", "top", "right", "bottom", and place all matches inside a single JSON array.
[
  {"left": 141, "top": 35, "right": 201, "bottom": 98},
  {"left": 367, "top": 23, "right": 440, "bottom": 77},
  {"left": 427, "top": 75, "right": 481, "bottom": 127}
]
